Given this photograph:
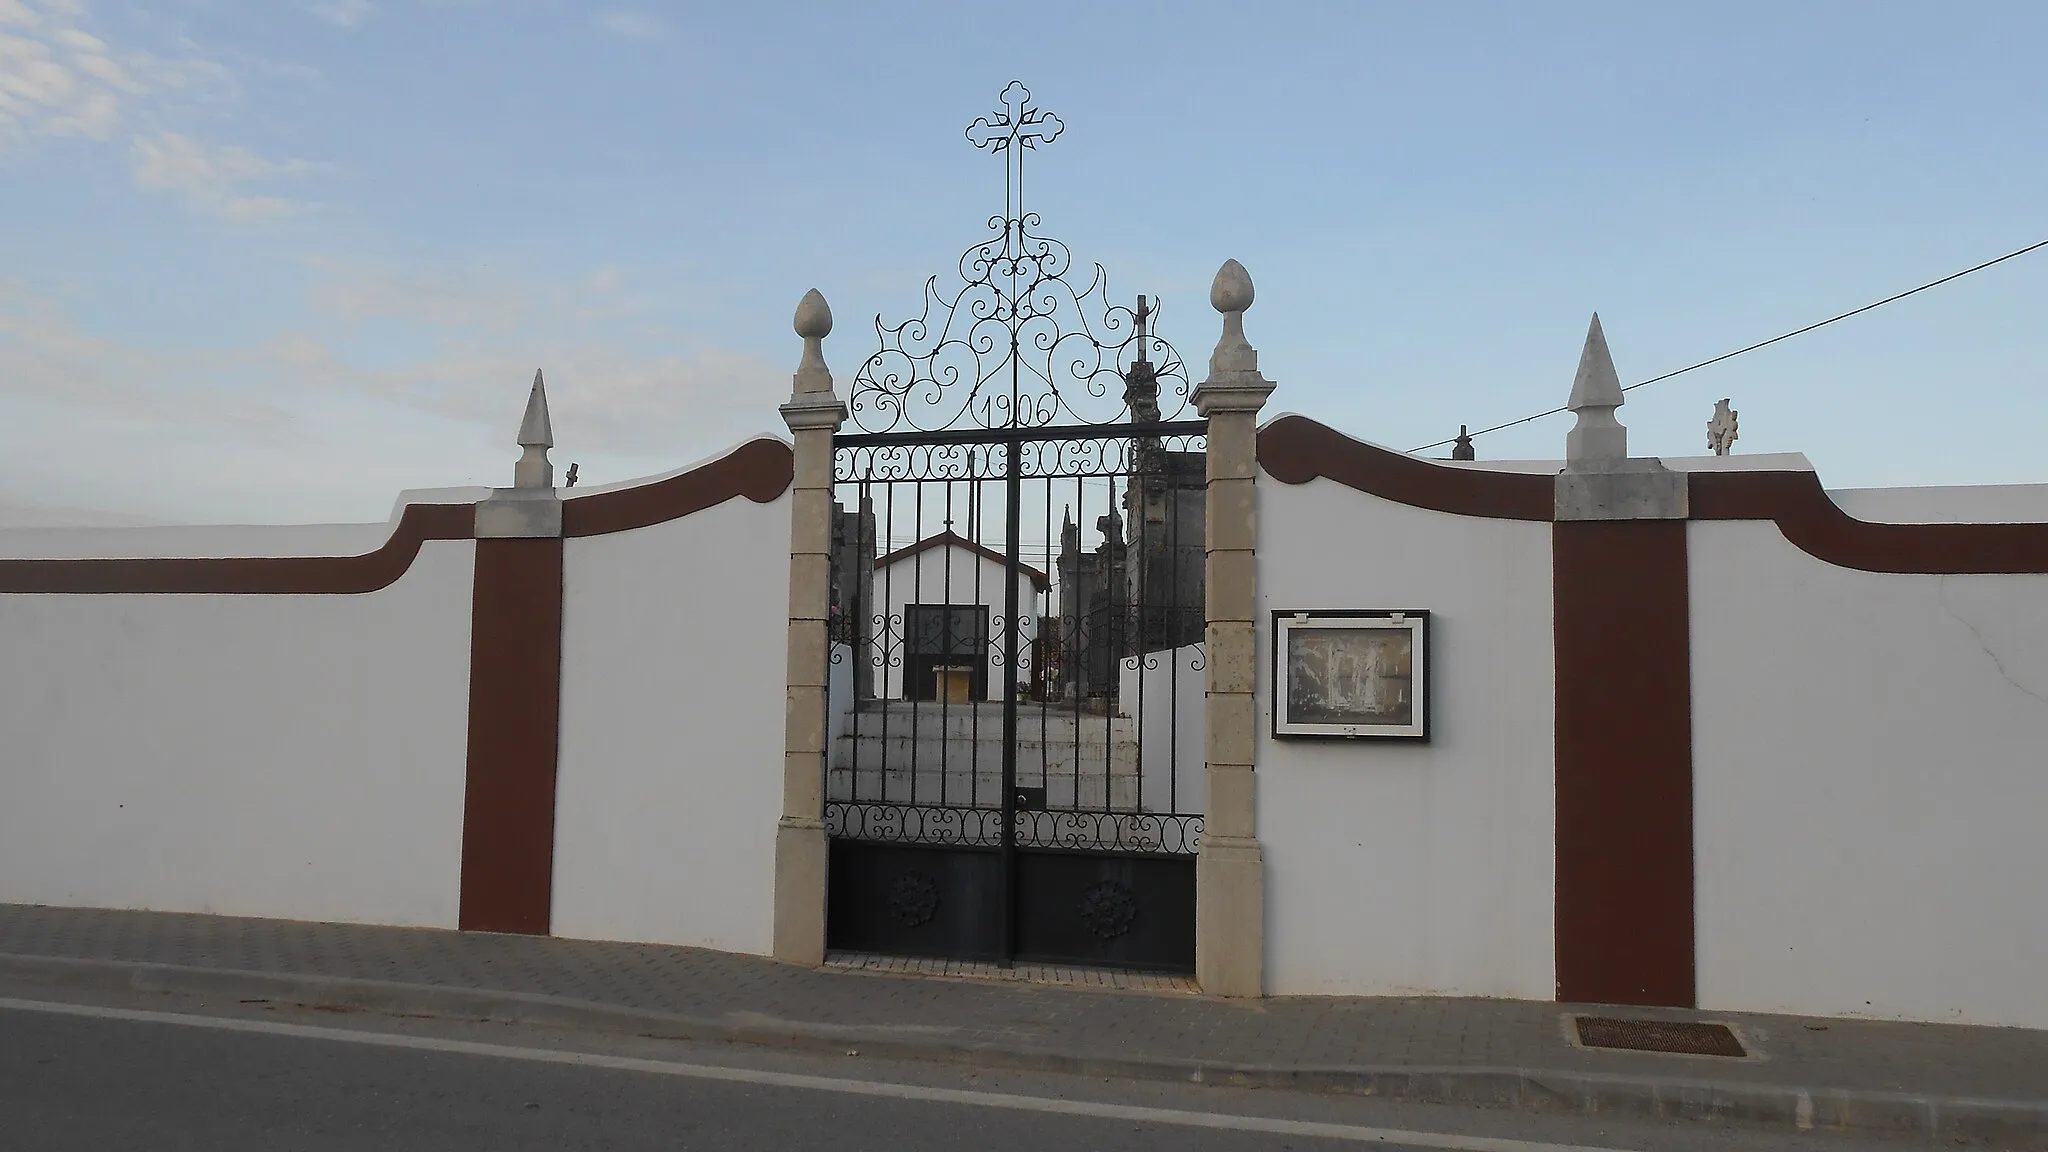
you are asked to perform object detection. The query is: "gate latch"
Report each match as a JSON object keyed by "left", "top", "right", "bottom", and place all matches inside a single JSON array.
[{"left": 1013, "top": 787, "right": 1046, "bottom": 811}]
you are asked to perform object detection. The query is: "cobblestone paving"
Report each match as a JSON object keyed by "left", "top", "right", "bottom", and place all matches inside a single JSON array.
[{"left": 2, "top": 904, "right": 2042, "bottom": 1101}]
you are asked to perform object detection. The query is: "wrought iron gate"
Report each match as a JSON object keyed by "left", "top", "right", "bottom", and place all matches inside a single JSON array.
[{"left": 821, "top": 83, "right": 1207, "bottom": 972}]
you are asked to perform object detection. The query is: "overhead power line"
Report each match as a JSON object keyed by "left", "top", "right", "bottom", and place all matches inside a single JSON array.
[{"left": 1410, "top": 236, "right": 2048, "bottom": 454}]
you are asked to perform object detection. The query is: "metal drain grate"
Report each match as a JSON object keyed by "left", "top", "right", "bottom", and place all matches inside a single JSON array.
[{"left": 1575, "top": 1016, "right": 1747, "bottom": 1057}]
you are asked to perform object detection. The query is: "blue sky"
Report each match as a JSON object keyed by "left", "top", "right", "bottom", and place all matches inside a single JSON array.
[{"left": 1, "top": 0, "right": 2044, "bottom": 525}]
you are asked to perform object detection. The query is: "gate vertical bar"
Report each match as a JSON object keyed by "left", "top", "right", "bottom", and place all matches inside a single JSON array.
[{"left": 999, "top": 434, "right": 1023, "bottom": 965}]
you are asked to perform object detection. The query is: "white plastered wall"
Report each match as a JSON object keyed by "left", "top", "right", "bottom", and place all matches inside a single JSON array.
[
  {"left": 1256, "top": 471, "right": 1556, "bottom": 998},
  {"left": 1118, "top": 643, "right": 1206, "bottom": 815},
  {"left": 1691, "top": 518, "right": 2048, "bottom": 1028},
  {"left": 0, "top": 523, "right": 476, "bottom": 927},
  {"left": 551, "top": 488, "right": 792, "bottom": 954}
]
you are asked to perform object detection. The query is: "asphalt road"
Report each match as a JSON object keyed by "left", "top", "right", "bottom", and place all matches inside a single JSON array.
[{"left": 0, "top": 984, "right": 1944, "bottom": 1152}]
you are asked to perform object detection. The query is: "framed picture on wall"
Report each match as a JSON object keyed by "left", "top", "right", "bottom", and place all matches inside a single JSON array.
[{"left": 1271, "top": 610, "right": 1431, "bottom": 741}]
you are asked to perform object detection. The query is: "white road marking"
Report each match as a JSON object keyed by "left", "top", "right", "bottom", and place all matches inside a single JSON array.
[{"left": 1, "top": 996, "right": 1640, "bottom": 1152}]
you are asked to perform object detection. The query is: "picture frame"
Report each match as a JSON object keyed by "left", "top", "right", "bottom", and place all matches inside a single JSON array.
[{"left": 1271, "top": 610, "right": 1431, "bottom": 741}]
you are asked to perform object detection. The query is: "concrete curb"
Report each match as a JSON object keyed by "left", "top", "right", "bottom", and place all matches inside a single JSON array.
[{"left": 3, "top": 952, "right": 2041, "bottom": 1144}]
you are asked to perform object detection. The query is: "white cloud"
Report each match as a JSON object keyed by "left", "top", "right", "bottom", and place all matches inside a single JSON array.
[
  {"left": 0, "top": 280, "right": 300, "bottom": 433},
  {"left": 44, "top": 86, "right": 113, "bottom": 135},
  {"left": 0, "top": 3, "right": 164, "bottom": 144},
  {"left": 307, "top": 260, "right": 532, "bottom": 328},
  {"left": 298, "top": 258, "right": 784, "bottom": 453},
  {"left": 51, "top": 25, "right": 101, "bottom": 52},
  {"left": 122, "top": 47, "right": 235, "bottom": 100},
  {"left": 304, "top": 0, "right": 373, "bottom": 29},
  {"left": 71, "top": 49, "right": 128, "bottom": 85},
  {"left": 0, "top": 270, "right": 789, "bottom": 523},
  {"left": 0, "top": 2, "right": 323, "bottom": 217},
  {"left": 594, "top": 10, "right": 665, "bottom": 40},
  {"left": 131, "top": 131, "right": 330, "bottom": 216}
]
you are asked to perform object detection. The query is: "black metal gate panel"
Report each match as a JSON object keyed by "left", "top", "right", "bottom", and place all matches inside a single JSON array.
[
  {"left": 827, "top": 425, "right": 1206, "bottom": 971},
  {"left": 820, "top": 82, "right": 1207, "bottom": 973}
]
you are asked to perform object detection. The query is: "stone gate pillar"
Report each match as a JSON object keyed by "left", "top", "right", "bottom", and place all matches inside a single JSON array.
[
  {"left": 774, "top": 288, "right": 845, "bottom": 965},
  {"left": 1191, "top": 260, "right": 1275, "bottom": 997}
]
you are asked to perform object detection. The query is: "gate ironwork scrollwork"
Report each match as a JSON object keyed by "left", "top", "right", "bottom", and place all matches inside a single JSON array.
[
  {"left": 825, "top": 82, "right": 1205, "bottom": 974},
  {"left": 845, "top": 81, "right": 1192, "bottom": 434}
]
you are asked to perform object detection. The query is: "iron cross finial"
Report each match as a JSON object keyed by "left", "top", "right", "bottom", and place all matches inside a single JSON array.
[
  {"left": 966, "top": 81, "right": 1063, "bottom": 224},
  {"left": 965, "top": 81, "right": 1065, "bottom": 154},
  {"left": 1136, "top": 295, "right": 1150, "bottom": 360}
]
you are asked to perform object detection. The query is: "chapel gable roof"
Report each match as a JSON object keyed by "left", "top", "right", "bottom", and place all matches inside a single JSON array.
[{"left": 874, "top": 530, "right": 1050, "bottom": 591}]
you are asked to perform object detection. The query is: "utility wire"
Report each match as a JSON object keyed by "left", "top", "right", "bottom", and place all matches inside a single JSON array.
[{"left": 1410, "top": 236, "right": 2048, "bottom": 454}]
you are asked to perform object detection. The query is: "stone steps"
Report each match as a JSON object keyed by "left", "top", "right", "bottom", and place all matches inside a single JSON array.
[{"left": 829, "top": 699, "right": 1180, "bottom": 812}]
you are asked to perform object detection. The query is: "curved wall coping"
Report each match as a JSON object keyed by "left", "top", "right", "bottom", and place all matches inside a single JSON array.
[
  {"left": 1826, "top": 483, "right": 2048, "bottom": 526},
  {"left": 561, "top": 437, "right": 791, "bottom": 538},
  {"left": 1426, "top": 454, "right": 1817, "bottom": 475},
  {"left": 0, "top": 488, "right": 505, "bottom": 562},
  {"left": 1257, "top": 414, "right": 1554, "bottom": 522},
  {"left": 0, "top": 521, "right": 409, "bottom": 562},
  {"left": 392, "top": 486, "right": 494, "bottom": 517},
  {"left": 0, "top": 503, "right": 477, "bottom": 595},
  {"left": 1258, "top": 414, "right": 2048, "bottom": 574},
  {"left": 563, "top": 432, "right": 794, "bottom": 501},
  {"left": 0, "top": 437, "right": 796, "bottom": 594}
]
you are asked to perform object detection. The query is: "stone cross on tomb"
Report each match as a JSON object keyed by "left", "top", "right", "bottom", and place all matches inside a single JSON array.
[{"left": 1707, "top": 398, "right": 1739, "bottom": 456}]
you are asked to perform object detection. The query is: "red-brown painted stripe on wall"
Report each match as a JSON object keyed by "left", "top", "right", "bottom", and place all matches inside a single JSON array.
[
  {"left": 1552, "top": 519, "right": 1695, "bottom": 1008},
  {"left": 454, "top": 438, "right": 790, "bottom": 936},
  {"left": 1257, "top": 415, "right": 1697, "bottom": 1004},
  {"left": 458, "top": 536, "right": 566, "bottom": 935},
  {"left": 0, "top": 439, "right": 790, "bottom": 938},
  {"left": 1235, "top": 412, "right": 2048, "bottom": 1007}
]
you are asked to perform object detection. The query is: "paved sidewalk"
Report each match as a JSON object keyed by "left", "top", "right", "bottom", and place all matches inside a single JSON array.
[{"left": 2, "top": 904, "right": 2043, "bottom": 1143}]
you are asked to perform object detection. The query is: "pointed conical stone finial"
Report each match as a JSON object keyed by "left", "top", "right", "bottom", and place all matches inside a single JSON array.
[
  {"left": 514, "top": 368, "right": 554, "bottom": 488},
  {"left": 1564, "top": 313, "right": 1628, "bottom": 467},
  {"left": 1552, "top": 311, "right": 1686, "bottom": 520},
  {"left": 477, "top": 367, "right": 564, "bottom": 537}
]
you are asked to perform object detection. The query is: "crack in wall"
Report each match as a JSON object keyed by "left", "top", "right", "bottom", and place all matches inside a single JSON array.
[{"left": 1936, "top": 575, "right": 2048, "bottom": 706}]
